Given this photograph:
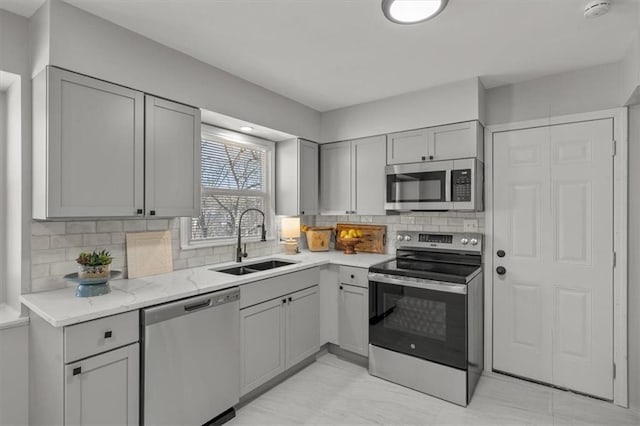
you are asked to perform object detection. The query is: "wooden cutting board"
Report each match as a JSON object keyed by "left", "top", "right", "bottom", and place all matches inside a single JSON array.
[
  {"left": 335, "top": 223, "right": 387, "bottom": 254},
  {"left": 126, "top": 231, "right": 173, "bottom": 278}
]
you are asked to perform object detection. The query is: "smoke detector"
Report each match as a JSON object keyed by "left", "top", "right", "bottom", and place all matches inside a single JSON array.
[{"left": 584, "top": 1, "right": 611, "bottom": 19}]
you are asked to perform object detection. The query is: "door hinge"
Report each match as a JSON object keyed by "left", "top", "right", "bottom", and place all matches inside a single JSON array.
[
  {"left": 612, "top": 140, "right": 617, "bottom": 157},
  {"left": 613, "top": 251, "right": 617, "bottom": 268},
  {"left": 613, "top": 363, "right": 616, "bottom": 379}
]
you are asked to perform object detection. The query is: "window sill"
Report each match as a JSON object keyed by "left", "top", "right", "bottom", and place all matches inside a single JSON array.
[
  {"left": 180, "top": 236, "right": 278, "bottom": 251},
  {"left": 0, "top": 304, "right": 29, "bottom": 330}
]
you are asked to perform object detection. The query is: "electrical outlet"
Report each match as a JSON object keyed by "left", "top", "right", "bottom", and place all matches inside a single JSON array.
[{"left": 463, "top": 219, "right": 478, "bottom": 232}]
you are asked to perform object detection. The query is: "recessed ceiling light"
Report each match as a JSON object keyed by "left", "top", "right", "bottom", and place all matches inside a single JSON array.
[
  {"left": 382, "top": 0, "right": 448, "bottom": 24},
  {"left": 240, "top": 126, "right": 254, "bottom": 132}
]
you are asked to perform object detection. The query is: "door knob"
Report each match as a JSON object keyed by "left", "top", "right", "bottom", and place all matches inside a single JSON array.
[
  {"left": 496, "top": 266, "right": 506, "bottom": 275},
  {"left": 497, "top": 250, "right": 505, "bottom": 258}
]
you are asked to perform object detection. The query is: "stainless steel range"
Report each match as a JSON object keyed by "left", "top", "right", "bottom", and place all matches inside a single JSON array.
[{"left": 368, "top": 231, "right": 483, "bottom": 406}]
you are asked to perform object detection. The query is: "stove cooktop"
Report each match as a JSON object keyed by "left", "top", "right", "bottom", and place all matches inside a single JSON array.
[{"left": 369, "top": 258, "right": 481, "bottom": 284}]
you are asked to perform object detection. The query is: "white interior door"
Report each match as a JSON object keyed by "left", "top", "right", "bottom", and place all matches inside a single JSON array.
[{"left": 493, "top": 119, "right": 614, "bottom": 400}]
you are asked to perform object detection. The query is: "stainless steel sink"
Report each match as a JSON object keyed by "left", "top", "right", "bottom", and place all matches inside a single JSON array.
[{"left": 212, "top": 259, "right": 296, "bottom": 275}]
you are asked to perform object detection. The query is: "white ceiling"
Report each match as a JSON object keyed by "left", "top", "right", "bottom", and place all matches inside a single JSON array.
[{"left": 2, "top": 0, "right": 639, "bottom": 112}]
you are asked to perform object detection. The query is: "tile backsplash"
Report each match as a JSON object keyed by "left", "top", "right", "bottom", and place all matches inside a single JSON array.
[
  {"left": 30, "top": 212, "right": 484, "bottom": 293},
  {"left": 30, "top": 218, "right": 284, "bottom": 293},
  {"left": 310, "top": 211, "right": 485, "bottom": 253}
]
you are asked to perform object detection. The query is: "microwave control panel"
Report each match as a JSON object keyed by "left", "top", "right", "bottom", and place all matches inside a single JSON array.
[{"left": 452, "top": 169, "right": 472, "bottom": 202}]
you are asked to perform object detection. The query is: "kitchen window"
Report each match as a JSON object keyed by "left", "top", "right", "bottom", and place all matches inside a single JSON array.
[{"left": 181, "top": 125, "right": 274, "bottom": 248}]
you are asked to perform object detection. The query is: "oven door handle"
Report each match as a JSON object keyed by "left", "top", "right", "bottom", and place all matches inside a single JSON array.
[{"left": 368, "top": 272, "right": 467, "bottom": 295}]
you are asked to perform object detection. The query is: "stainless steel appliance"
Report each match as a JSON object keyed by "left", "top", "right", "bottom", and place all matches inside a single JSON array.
[
  {"left": 142, "top": 288, "right": 240, "bottom": 425},
  {"left": 385, "top": 158, "right": 483, "bottom": 211},
  {"left": 368, "top": 232, "right": 483, "bottom": 406}
]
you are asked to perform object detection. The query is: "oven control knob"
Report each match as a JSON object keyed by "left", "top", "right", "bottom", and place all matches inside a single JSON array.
[
  {"left": 461, "top": 238, "right": 469, "bottom": 245},
  {"left": 404, "top": 235, "right": 412, "bottom": 241},
  {"left": 397, "top": 235, "right": 404, "bottom": 241},
  {"left": 470, "top": 238, "right": 478, "bottom": 246}
]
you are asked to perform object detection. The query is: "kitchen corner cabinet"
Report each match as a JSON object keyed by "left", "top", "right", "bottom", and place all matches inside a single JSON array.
[
  {"left": 320, "top": 135, "right": 386, "bottom": 216},
  {"left": 387, "top": 120, "right": 483, "bottom": 165},
  {"left": 338, "top": 266, "right": 369, "bottom": 357},
  {"left": 32, "top": 66, "right": 201, "bottom": 219},
  {"left": 240, "top": 286, "right": 319, "bottom": 396},
  {"left": 276, "top": 138, "right": 318, "bottom": 216},
  {"left": 29, "top": 311, "right": 140, "bottom": 426}
]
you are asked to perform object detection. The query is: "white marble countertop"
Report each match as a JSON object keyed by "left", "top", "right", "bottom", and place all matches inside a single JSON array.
[{"left": 20, "top": 250, "right": 393, "bottom": 328}]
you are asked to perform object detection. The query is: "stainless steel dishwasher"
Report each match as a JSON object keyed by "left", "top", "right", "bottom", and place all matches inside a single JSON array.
[{"left": 142, "top": 287, "right": 240, "bottom": 426}]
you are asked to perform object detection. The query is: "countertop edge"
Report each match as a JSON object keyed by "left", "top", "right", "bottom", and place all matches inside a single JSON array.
[{"left": 20, "top": 252, "right": 393, "bottom": 328}]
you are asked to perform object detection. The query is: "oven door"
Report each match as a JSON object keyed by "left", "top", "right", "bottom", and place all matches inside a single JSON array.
[
  {"left": 385, "top": 161, "right": 453, "bottom": 211},
  {"left": 369, "top": 273, "right": 467, "bottom": 370}
]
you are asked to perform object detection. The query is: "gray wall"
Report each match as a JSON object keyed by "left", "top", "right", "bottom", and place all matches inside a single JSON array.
[
  {"left": 41, "top": 0, "right": 320, "bottom": 141},
  {"left": 320, "top": 77, "right": 481, "bottom": 143},
  {"left": 485, "top": 61, "right": 626, "bottom": 125}
]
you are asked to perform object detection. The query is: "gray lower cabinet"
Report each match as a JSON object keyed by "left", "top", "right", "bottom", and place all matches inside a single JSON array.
[
  {"left": 65, "top": 345, "right": 139, "bottom": 425},
  {"left": 29, "top": 311, "right": 140, "bottom": 426},
  {"left": 338, "top": 283, "right": 369, "bottom": 357},
  {"left": 240, "top": 285, "right": 319, "bottom": 396}
]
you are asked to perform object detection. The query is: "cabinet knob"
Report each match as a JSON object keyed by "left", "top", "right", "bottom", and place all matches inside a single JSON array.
[
  {"left": 350, "top": 274, "right": 355, "bottom": 279},
  {"left": 288, "top": 297, "right": 292, "bottom": 303},
  {"left": 104, "top": 331, "right": 112, "bottom": 339},
  {"left": 421, "top": 156, "right": 426, "bottom": 161},
  {"left": 346, "top": 210, "right": 350, "bottom": 214},
  {"left": 150, "top": 210, "right": 156, "bottom": 216},
  {"left": 429, "top": 155, "right": 434, "bottom": 160},
  {"left": 73, "top": 367, "right": 82, "bottom": 376},
  {"left": 339, "top": 286, "right": 343, "bottom": 290},
  {"left": 301, "top": 211, "right": 305, "bottom": 215},
  {"left": 282, "top": 299, "right": 287, "bottom": 304},
  {"left": 136, "top": 209, "right": 143, "bottom": 215}
]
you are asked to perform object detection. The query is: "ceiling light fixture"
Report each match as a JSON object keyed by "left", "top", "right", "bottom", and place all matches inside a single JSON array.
[
  {"left": 239, "top": 126, "right": 254, "bottom": 132},
  {"left": 382, "top": 0, "right": 448, "bottom": 24},
  {"left": 584, "top": 0, "right": 610, "bottom": 19}
]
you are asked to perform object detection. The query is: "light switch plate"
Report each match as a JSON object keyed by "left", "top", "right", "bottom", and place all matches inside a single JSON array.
[{"left": 463, "top": 219, "right": 478, "bottom": 232}]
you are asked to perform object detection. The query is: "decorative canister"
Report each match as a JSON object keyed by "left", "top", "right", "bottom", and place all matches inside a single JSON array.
[{"left": 305, "top": 227, "right": 333, "bottom": 252}]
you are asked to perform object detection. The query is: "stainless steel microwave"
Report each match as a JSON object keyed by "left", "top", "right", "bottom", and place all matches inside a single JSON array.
[{"left": 385, "top": 158, "right": 483, "bottom": 211}]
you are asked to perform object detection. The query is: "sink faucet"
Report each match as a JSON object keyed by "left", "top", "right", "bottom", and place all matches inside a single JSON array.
[{"left": 236, "top": 208, "right": 267, "bottom": 262}]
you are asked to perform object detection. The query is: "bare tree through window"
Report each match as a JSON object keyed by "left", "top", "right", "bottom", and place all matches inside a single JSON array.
[{"left": 191, "top": 138, "right": 268, "bottom": 241}]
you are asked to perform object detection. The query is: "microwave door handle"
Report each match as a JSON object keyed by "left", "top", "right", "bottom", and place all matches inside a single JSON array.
[{"left": 445, "top": 169, "right": 452, "bottom": 202}]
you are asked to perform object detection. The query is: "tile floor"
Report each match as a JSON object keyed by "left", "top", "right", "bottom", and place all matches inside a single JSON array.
[{"left": 231, "top": 354, "right": 640, "bottom": 425}]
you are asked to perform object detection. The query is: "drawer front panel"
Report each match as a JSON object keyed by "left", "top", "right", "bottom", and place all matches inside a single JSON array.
[
  {"left": 339, "top": 266, "right": 368, "bottom": 288},
  {"left": 240, "top": 267, "right": 320, "bottom": 309},
  {"left": 65, "top": 311, "right": 139, "bottom": 363}
]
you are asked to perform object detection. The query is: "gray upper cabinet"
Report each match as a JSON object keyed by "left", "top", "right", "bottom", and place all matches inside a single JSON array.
[
  {"left": 320, "top": 136, "right": 386, "bottom": 216},
  {"left": 387, "top": 129, "right": 429, "bottom": 165},
  {"left": 276, "top": 138, "right": 318, "bottom": 216},
  {"left": 33, "top": 66, "right": 145, "bottom": 218},
  {"left": 320, "top": 141, "right": 352, "bottom": 215},
  {"left": 33, "top": 66, "right": 201, "bottom": 219},
  {"left": 145, "top": 95, "right": 201, "bottom": 218},
  {"left": 352, "top": 135, "right": 386, "bottom": 216},
  {"left": 386, "top": 121, "right": 483, "bottom": 165}
]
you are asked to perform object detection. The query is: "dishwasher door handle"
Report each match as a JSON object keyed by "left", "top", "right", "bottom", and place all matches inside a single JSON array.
[{"left": 184, "top": 299, "right": 212, "bottom": 312}]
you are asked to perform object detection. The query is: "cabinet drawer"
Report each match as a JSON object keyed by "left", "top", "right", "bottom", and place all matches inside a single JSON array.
[
  {"left": 65, "top": 311, "right": 139, "bottom": 363},
  {"left": 240, "top": 267, "right": 320, "bottom": 309},
  {"left": 339, "top": 266, "right": 369, "bottom": 288}
]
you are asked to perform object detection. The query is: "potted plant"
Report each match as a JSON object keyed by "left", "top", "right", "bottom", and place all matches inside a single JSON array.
[{"left": 76, "top": 249, "right": 113, "bottom": 280}]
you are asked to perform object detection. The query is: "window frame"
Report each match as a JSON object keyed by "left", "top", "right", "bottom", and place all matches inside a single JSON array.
[{"left": 180, "top": 124, "right": 275, "bottom": 250}]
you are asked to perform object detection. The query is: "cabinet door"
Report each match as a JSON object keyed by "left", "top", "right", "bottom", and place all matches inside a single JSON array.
[
  {"left": 286, "top": 286, "right": 320, "bottom": 368},
  {"left": 386, "top": 129, "right": 429, "bottom": 165},
  {"left": 428, "top": 121, "right": 482, "bottom": 161},
  {"left": 65, "top": 344, "right": 139, "bottom": 426},
  {"left": 339, "top": 284, "right": 369, "bottom": 357},
  {"left": 45, "top": 67, "right": 144, "bottom": 217},
  {"left": 145, "top": 95, "right": 201, "bottom": 217},
  {"left": 299, "top": 140, "right": 319, "bottom": 215},
  {"left": 320, "top": 141, "right": 352, "bottom": 215},
  {"left": 352, "top": 135, "right": 386, "bottom": 215},
  {"left": 240, "top": 298, "right": 286, "bottom": 396}
]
